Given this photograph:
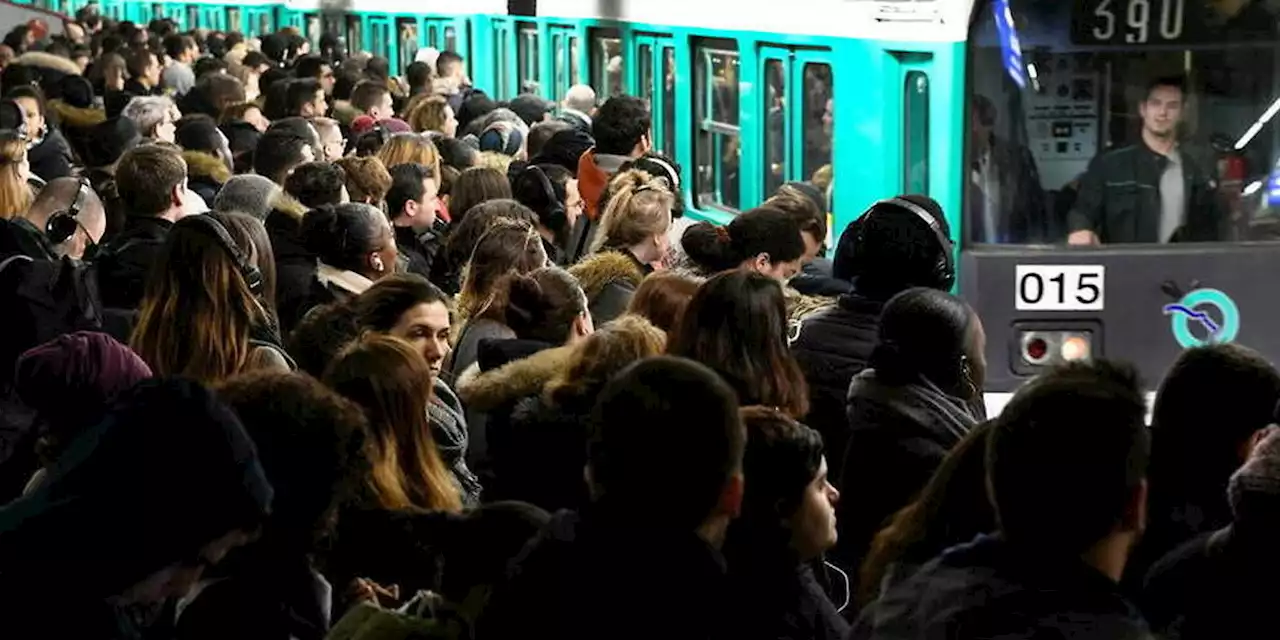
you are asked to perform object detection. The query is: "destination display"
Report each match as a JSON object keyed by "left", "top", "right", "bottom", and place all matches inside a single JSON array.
[{"left": 1070, "top": 0, "right": 1276, "bottom": 46}]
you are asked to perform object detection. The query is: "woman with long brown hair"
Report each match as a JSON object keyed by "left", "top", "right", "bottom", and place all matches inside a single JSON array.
[
  {"left": 129, "top": 212, "right": 290, "bottom": 386},
  {"left": 669, "top": 269, "right": 810, "bottom": 418},
  {"left": 324, "top": 333, "right": 463, "bottom": 513},
  {"left": 0, "top": 129, "right": 32, "bottom": 219}
]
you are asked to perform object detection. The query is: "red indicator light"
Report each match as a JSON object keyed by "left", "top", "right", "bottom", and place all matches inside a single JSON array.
[{"left": 1025, "top": 337, "right": 1048, "bottom": 362}]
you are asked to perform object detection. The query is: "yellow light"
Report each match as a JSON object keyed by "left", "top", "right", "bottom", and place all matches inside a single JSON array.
[{"left": 1061, "top": 335, "right": 1090, "bottom": 362}]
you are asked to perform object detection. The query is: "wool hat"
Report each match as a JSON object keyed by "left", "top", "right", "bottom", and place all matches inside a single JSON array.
[
  {"left": 478, "top": 120, "right": 525, "bottom": 157},
  {"left": 508, "top": 93, "right": 555, "bottom": 127},
  {"left": 214, "top": 174, "right": 281, "bottom": 221},
  {"left": 58, "top": 75, "right": 94, "bottom": 110}
]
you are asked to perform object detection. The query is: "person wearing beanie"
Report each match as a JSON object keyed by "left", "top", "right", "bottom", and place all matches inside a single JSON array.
[
  {"left": 214, "top": 174, "right": 282, "bottom": 222},
  {"left": 175, "top": 114, "right": 232, "bottom": 203},
  {"left": 530, "top": 126, "right": 594, "bottom": 177},
  {"left": 47, "top": 75, "right": 104, "bottom": 168},
  {"left": 1142, "top": 426, "right": 1280, "bottom": 638},
  {"left": 10, "top": 332, "right": 152, "bottom": 491},
  {"left": 479, "top": 120, "right": 526, "bottom": 159},
  {"left": 508, "top": 93, "right": 555, "bottom": 127},
  {"left": 0, "top": 377, "right": 272, "bottom": 638}
]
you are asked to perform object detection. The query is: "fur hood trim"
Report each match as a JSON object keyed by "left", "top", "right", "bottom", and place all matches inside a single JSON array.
[
  {"left": 455, "top": 345, "right": 574, "bottom": 412},
  {"left": 182, "top": 150, "right": 231, "bottom": 185},
  {"left": 17, "top": 52, "right": 82, "bottom": 77},
  {"left": 569, "top": 251, "right": 645, "bottom": 303},
  {"left": 48, "top": 100, "right": 104, "bottom": 128}
]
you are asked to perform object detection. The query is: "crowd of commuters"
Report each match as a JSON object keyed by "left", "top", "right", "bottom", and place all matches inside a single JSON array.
[{"left": 0, "top": 9, "right": 1268, "bottom": 640}]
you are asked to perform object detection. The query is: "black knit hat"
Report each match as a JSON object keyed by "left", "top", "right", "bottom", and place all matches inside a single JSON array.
[
  {"left": 530, "top": 127, "right": 594, "bottom": 176},
  {"left": 58, "top": 75, "right": 94, "bottom": 110},
  {"left": 84, "top": 116, "right": 141, "bottom": 168}
]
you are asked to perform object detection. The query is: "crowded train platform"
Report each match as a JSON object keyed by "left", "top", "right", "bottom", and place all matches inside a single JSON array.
[{"left": 0, "top": 5, "right": 1271, "bottom": 639}]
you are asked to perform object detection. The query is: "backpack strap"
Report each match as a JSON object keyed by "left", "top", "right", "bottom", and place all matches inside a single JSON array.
[
  {"left": 249, "top": 339, "right": 298, "bottom": 372},
  {"left": 0, "top": 253, "right": 33, "bottom": 276}
]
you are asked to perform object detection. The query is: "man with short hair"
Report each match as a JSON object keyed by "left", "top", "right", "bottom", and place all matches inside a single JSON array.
[
  {"left": 349, "top": 80, "right": 394, "bottom": 121},
  {"left": 851, "top": 360, "right": 1152, "bottom": 638},
  {"left": 578, "top": 95, "right": 650, "bottom": 220},
  {"left": 161, "top": 34, "right": 198, "bottom": 96},
  {"left": 124, "top": 48, "right": 162, "bottom": 96},
  {"left": 284, "top": 161, "right": 348, "bottom": 209},
  {"left": 559, "top": 84, "right": 596, "bottom": 134},
  {"left": 253, "top": 128, "right": 315, "bottom": 186},
  {"left": 96, "top": 145, "right": 190, "bottom": 310},
  {"left": 385, "top": 162, "right": 439, "bottom": 279},
  {"left": 479, "top": 356, "right": 744, "bottom": 639},
  {"left": 294, "top": 53, "right": 335, "bottom": 96},
  {"left": 284, "top": 78, "right": 327, "bottom": 119}
]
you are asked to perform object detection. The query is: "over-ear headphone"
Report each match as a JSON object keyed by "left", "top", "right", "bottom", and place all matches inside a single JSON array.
[
  {"left": 185, "top": 214, "right": 264, "bottom": 296},
  {"left": 855, "top": 196, "right": 955, "bottom": 290},
  {"left": 46, "top": 178, "right": 91, "bottom": 245},
  {"left": 526, "top": 165, "right": 566, "bottom": 230}
]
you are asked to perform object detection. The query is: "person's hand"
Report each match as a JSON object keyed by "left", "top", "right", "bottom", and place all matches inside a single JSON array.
[
  {"left": 348, "top": 578, "right": 400, "bottom": 607},
  {"left": 1067, "top": 229, "right": 1100, "bottom": 246}
]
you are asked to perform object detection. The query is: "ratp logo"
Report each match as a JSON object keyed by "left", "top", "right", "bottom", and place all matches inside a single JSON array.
[{"left": 1162, "top": 288, "right": 1240, "bottom": 349}]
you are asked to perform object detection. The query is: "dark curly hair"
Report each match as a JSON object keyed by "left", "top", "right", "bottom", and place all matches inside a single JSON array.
[{"left": 216, "top": 371, "right": 370, "bottom": 551}]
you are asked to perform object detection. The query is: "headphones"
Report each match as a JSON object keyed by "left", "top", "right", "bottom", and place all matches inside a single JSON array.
[
  {"left": 185, "top": 214, "right": 264, "bottom": 296},
  {"left": 526, "top": 164, "right": 566, "bottom": 230},
  {"left": 856, "top": 196, "right": 955, "bottom": 290},
  {"left": 46, "top": 177, "right": 91, "bottom": 245}
]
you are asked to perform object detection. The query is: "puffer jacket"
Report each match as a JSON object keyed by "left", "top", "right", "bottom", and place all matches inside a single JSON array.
[
  {"left": 48, "top": 99, "right": 105, "bottom": 167},
  {"left": 790, "top": 292, "right": 884, "bottom": 483},
  {"left": 569, "top": 249, "right": 648, "bottom": 327},
  {"left": 181, "top": 150, "right": 231, "bottom": 205}
]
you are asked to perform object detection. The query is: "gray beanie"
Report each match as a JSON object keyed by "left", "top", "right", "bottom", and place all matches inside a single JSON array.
[{"left": 213, "top": 175, "right": 281, "bottom": 221}]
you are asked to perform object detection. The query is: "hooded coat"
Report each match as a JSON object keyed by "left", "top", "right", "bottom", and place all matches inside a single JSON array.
[
  {"left": 0, "top": 378, "right": 272, "bottom": 639},
  {"left": 182, "top": 150, "right": 232, "bottom": 205},
  {"left": 568, "top": 250, "right": 648, "bottom": 327}
]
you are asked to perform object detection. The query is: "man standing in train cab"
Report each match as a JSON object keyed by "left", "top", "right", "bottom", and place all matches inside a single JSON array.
[{"left": 1067, "top": 76, "right": 1225, "bottom": 245}]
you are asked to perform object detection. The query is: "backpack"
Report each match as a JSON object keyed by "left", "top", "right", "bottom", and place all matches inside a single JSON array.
[{"left": 0, "top": 254, "right": 105, "bottom": 385}]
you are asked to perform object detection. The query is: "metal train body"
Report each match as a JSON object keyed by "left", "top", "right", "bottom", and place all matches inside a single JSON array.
[{"left": 19, "top": 0, "right": 1280, "bottom": 408}]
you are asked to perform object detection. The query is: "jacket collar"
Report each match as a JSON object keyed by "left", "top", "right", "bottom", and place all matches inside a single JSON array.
[{"left": 315, "top": 263, "right": 372, "bottom": 296}]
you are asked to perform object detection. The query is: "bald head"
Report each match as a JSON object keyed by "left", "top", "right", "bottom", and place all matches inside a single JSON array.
[
  {"left": 26, "top": 178, "right": 106, "bottom": 258},
  {"left": 564, "top": 84, "right": 597, "bottom": 113}
]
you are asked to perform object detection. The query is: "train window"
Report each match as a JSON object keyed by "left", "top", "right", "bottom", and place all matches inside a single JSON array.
[
  {"left": 307, "top": 15, "right": 322, "bottom": 47},
  {"left": 663, "top": 47, "right": 676, "bottom": 156},
  {"left": 445, "top": 26, "right": 458, "bottom": 56},
  {"left": 398, "top": 20, "right": 419, "bottom": 75},
  {"left": 554, "top": 33, "right": 568, "bottom": 100},
  {"left": 591, "top": 32, "right": 624, "bottom": 98},
  {"left": 259, "top": 12, "right": 271, "bottom": 36},
  {"left": 638, "top": 44, "right": 653, "bottom": 106},
  {"left": 519, "top": 24, "right": 539, "bottom": 94},
  {"left": 904, "top": 71, "right": 930, "bottom": 195},
  {"left": 187, "top": 6, "right": 199, "bottom": 30},
  {"left": 968, "top": 0, "right": 1280, "bottom": 247},
  {"left": 694, "top": 43, "right": 742, "bottom": 212},
  {"left": 803, "top": 63, "right": 834, "bottom": 189},
  {"left": 764, "top": 59, "right": 787, "bottom": 196},
  {"left": 495, "top": 26, "right": 512, "bottom": 99},
  {"left": 346, "top": 17, "right": 362, "bottom": 55},
  {"left": 226, "top": 8, "right": 241, "bottom": 32},
  {"left": 570, "top": 36, "right": 581, "bottom": 85}
]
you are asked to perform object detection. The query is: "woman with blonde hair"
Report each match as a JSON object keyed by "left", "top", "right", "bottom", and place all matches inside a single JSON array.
[
  {"left": 570, "top": 169, "right": 674, "bottom": 325},
  {"left": 406, "top": 95, "right": 457, "bottom": 137},
  {"left": 376, "top": 132, "right": 440, "bottom": 176},
  {"left": 0, "top": 130, "right": 31, "bottom": 219},
  {"left": 130, "top": 212, "right": 291, "bottom": 386},
  {"left": 497, "top": 314, "right": 666, "bottom": 511},
  {"left": 324, "top": 333, "right": 464, "bottom": 513}
]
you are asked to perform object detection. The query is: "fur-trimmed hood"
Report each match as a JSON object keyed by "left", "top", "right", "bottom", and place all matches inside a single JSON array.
[
  {"left": 16, "top": 51, "right": 82, "bottom": 77},
  {"left": 270, "top": 191, "right": 308, "bottom": 222},
  {"left": 456, "top": 344, "right": 574, "bottom": 413},
  {"left": 48, "top": 100, "right": 104, "bottom": 129},
  {"left": 182, "top": 150, "right": 232, "bottom": 185},
  {"left": 569, "top": 251, "right": 646, "bottom": 303}
]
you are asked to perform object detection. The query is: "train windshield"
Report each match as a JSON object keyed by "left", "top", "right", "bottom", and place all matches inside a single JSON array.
[{"left": 966, "top": 0, "right": 1280, "bottom": 247}]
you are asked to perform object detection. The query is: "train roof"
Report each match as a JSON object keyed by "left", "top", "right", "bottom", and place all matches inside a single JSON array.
[
  {"left": 534, "top": 0, "right": 976, "bottom": 42},
  {"left": 279, "top": 0, "right": 510, "bottom": 15}
]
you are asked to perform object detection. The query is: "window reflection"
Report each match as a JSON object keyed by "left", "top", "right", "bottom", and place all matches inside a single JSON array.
[
  {"left": 803, "top": 62, "right": 834, "bottom": 200},
  {"left": 968, "top": 0, "right": 1280, "bottom": 246},
  {"left": 695, "top": 44, "right": 741, "bottom": 211}
]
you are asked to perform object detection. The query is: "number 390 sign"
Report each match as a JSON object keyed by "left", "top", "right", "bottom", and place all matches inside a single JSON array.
[
  {"left": 1015, "top": 265, "right": 1106, "bottom": 311},
  {"left": 1071, "top": 0, "right": 1189, "bottom": 45}
]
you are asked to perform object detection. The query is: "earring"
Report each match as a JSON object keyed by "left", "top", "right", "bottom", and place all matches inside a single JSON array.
[{"left": 372, "top": 256, "right": 385, "bottom": 273}]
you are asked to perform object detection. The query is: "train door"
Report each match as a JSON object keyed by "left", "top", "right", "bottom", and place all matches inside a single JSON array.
[
  {"left": 423, "top": 18, "right": 468, "bottom": 74},
  {"left": 368, "top": 17, "right": 393, "bottom": 74},
  {"left": 758, "top": 46, "right": 836, "bottom": 209},
  {"left": 588, "top": 27, "right": 623, "bottom": 100},
  {"left": 548, "top": 25, "right": 581, "bottom": 103},
  {"left": 517, "top": 21, "right": 541, "bottom": 96},
  {"left": 396, "top": 18, "right": 423, "bottom": 79},
  {"left": 633, "top": 34, "right": 677, "bottom": 156},
  {"left": 198, "top": 6, "right": 226, "bottom": 31},
  {"left": 490, "top": 18, "right": 517, "bottom": 100}
]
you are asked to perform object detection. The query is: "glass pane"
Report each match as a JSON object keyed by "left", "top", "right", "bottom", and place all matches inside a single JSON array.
[
  {"left": 372, "top": 23, "right": 387, "bottom": 62},
  {"left": 186, "top": 6, "right": 198, "bottom": 30},
  {"left": 226, "top": 8, "right": 241, "bottom": 32},
  {"left": 967, "top": 0, "right": 1280, "bottom": 246},
  {"left": 904, "top": 71, "right": 930, "bottom": 195},
  {"left": 307, "top": 15, "right": 322, "bottom": 48},
  {"left": 445, "top": 26, "right": 457, "bottom": 55},
  {"left": 803, "top": 63, "right": 834, "bottom": 189},
  {"left": 519, "top": 26, "right": 540, "bottom": 94},
  {"left": 695, "top": 42, "right": 742, "bottom": 212},
  {"left": 663, "top": 47, "right": 676, "bottom": 156},
  {"left": 346, "top": 17, "right": 362, "bottom": 55},
  {"left": 258, "top": 12, "right": 271, "bottom": 36},
  {"left": 765, "top": 58, "right": 787, "bottom": 196},
  {"left": 638, "top": 44, "right": 654, "bottom": 106},
  {"left": 592, "top": 36, "right": 623, "bottom": 97},
  {"left": 570, "top": 36, "right": 581, "bottom": 85},
  {"left": 427, "top": 24, "right": 439, "bottom": 48},
  {"left": 496, "top": 27, "right": 511, "bottom": 99},
  {"left": 398, "top": 20, "right": 419, "bottom": 76}
]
